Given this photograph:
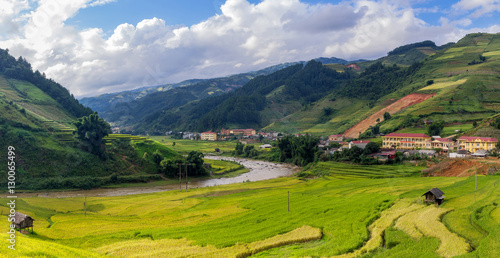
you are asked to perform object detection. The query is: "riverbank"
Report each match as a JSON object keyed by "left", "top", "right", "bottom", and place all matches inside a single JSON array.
[{"left": 13, "top": 157, "right": 300, "bottom": 198}]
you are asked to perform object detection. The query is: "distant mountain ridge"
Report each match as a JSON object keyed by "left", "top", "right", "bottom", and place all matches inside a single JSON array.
[
  {"left": 79, "top": 57, "right": 353, "bottom": 115},
  {"left": 80, "top": 35, "right": 500, "bottom": 141},
  {"left": 96, "top": 40, "right": 452, "bottom": 134}
]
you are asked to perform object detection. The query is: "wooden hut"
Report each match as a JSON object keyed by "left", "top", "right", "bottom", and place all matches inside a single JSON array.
[
  {"left": 421, "top": 188, "right": 445, "bottom": 205},
  {"left": 13, "top": 212, "right": 34, "bottom": 232}
]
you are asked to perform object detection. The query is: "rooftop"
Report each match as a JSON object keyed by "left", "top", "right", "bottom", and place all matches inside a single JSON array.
[
  {"left": 458, "top": 136, "right": 498, "bottom": 142},
  {"left": 384, "top": 133, "right": 430, "bottom": 138}
]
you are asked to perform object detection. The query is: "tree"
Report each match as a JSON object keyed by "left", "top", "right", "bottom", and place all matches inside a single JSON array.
[
  {"left": 329, "top": 142, "right": 341, "bottom": 148},
  {"left": 73, "top": 112, "right": 111, "bottom": 159},
  {"left": 383, "top": 112, "right": 391, "bottom": 121},
  {"left": 244, "top": 145, "right": 257, "bottom": 157},
  {"left": 427, "top": 120, "right": 445, "bottom": 136},
  {"left": 364, "top": 142, "right": 380, "bottom": 154},
  {"left": 160, "top": 157, "right": 185, "bottom": 177},
  {"left": 491, "top": 117, "right": 500, "bottom": 129},
  {"left": 473, "top": 121, "right": 478, "bottom": 127},
  {"left": 394, "top": 151, "right": 405, "bottom": 163},
  {"left": 370, "top": 124, "right": 380, "bottom": 135},
  {"left": 234, "top": 141, "right": 244, "bottom": 156},
  {"left": 152, "top": 150, "right": 164, "bottom": 165},
  {"left": 186, "top": 151, "right": 208, "bottom": 176},
  {"left": 323, "top": 107, "right": 333, "bottom": 116}
]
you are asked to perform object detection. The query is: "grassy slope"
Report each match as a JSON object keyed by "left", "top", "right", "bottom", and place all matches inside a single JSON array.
[
  {"left": 0, "top": 75, "right": 182, "bottom": 189},
  {"left": 266, "top": 33, "right": 500, "bottom": 138},
  {"left": 383, "top": 33, "right": 500, "bottom": 136},
  {"left": 1, "top": 164, "right": 499, "bottom": 257}
]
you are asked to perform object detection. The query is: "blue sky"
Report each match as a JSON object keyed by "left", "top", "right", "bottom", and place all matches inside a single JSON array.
[{"left": 1, "top": 0, "right": 499, "bottom": 97}]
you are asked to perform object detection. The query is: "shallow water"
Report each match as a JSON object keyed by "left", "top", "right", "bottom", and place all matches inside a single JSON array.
[{"left": 16, "top": 157, "right": 300, "bottom": 198}]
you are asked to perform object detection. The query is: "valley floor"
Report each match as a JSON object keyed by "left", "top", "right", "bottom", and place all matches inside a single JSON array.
[{"left": 1, "top": 162, "right": 500, "bottom": 257}]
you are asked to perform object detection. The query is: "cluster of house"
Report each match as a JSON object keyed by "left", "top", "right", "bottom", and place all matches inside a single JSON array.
[
  {"left": 382, "top": 133, "right": 498, "bottom": 157},
  {"left": 200, "top": 129, "right": 282, "bottom": 141},
  {"left": 323, "top": 133, "right": 498, "bottom": 158}
]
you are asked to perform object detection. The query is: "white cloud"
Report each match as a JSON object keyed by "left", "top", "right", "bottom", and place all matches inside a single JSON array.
[
  {"left": 0, "top": 0, "right": 499, "bottom": 98},
  {"left": 90, "top": 0, "right": 116, "bottom": 7},
  {"left": 452, "top": 0, "right": 500, "bottom": 18},
  {"left": 0, "top": 0, "right": 31, "bottom": 37}
]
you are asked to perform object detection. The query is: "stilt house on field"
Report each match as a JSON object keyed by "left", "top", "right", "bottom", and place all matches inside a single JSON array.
[
  {"left": 13, "top": 212, "right": 34, "bottom": 232},
  {"left": 422, "top": 188, "right": 445, "bottom": 205}
]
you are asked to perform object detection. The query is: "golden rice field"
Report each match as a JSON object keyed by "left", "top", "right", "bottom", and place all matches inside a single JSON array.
[{"left": 1, "top": 163, "right": 500, "bottom": 257}]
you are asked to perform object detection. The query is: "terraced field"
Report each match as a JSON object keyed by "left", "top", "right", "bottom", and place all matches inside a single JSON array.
[{"left": 2, "top": 163, "right": 498, "bottom": 257}]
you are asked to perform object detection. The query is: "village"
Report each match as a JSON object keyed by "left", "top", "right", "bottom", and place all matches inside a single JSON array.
[{"left": 165, "top": 128, "right": 500, "bottom": 160}]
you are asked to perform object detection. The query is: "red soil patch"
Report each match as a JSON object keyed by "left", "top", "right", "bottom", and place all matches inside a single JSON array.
[
  {"left": 423, "top": 158, "right": 500, "bottom": 177},
  {"left": 344, "top": 93, "right": 436, "bottom": 138}
]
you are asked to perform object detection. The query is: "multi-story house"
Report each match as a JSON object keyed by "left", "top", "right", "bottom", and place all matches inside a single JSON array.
[
  {"left": 457, "top": 136, "right": 498, "bottom": 153},
  {"left": 329, "top": 134, "right": 344, "bottom": 141},
  {"left": 221, "top": 129, "right": 256, "bottom": 136},
  {"left": 382, "top": 133, "right": 431, "bottom": 149},
  {"left": 201, "top": 132, "right": 217, "bottom": 141},
  {"left": 431, "top": 138, "right": 454, "bottom": 152}
]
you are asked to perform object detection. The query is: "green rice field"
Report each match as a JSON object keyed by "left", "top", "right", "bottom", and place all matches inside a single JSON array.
[
  {"left": 150, "top": 136, "right": 258, "bottom": 155},
  {"left": 2, "top": 161, "right": 499, "bottom": 257}
]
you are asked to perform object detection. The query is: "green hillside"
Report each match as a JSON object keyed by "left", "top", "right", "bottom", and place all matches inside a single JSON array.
[
  {"left": 129, "top": 60, "right": 357, "bottom": 134},
  {"left": 0, "top": 49, "right": 183, "bottom": 190},
  {"left": 266, "top": 33, "right": 500, "bottom": 138},
  {"left": 112, "top": 38, "right": 474, "bottom": 135}
]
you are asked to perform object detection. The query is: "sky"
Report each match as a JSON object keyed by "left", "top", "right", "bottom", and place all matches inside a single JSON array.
[{"left": 0, "top": 0, "right": 499, "bottom": 98}]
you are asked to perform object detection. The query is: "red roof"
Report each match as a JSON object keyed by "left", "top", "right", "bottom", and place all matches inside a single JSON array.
[
  {"left": 384, "top": 133, "right": 430, "bottom": 138},
  {"left": 202, "top": 132, "right": 217, "bottom": 134},
  {"left": 351, "top": 140, "right": 370, "bottom": 144},
  {"left": 458, "top": 136, "right": 498, "bottom": 142},
  {"left": 329, "top": 134, "right": 342, "bottom": 137},
  {"left": 232, "top": 129, "right": 254, "bottom": 132}
]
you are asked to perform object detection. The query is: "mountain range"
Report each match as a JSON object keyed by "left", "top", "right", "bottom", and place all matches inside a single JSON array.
[
  {"left": 81, "top": 37, "right": 496, "bottom": 140},
  {"left": 2, "top": 33, "right": 500, "bottom": 189}
]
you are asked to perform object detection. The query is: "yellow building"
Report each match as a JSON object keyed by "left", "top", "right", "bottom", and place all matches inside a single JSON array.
[
  {"left": 457, "top": 136, "right": 498, "bottom": 153},
  {"left": 328, "top": 134, "right": 344, "bottom": 141},
  {"left": 382, "top": 133, "right": 431, "bottom": 149},
  {"left": 431, "top": 138, "right": 454, "bottom": 152},
  {"left": 201, "top": 132, "right": 217, "bottom": 141}
]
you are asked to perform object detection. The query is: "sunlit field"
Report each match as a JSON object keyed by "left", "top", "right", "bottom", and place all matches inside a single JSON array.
[
  {"left": 1, "top": 163, "right": 500, "bottom": 257},
  {"left": 150, "top": 137, "right": 239, "bottom": 154}
]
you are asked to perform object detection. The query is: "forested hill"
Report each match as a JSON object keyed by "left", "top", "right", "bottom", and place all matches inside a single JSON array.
[
  {"left": 133, "top": 60, "right": 356, "bottom": 133},
  {"left": 267, "top": 32, "right": 500, "bottom": 138},
  {"left": 0, "top": 49, "right": 180, "bottom": 190},
  {"left": 0, "top": 48, "right": 92, "bottom": 118},
  {"left": 360, "top": 40, "right": 454, "bottom": 67},
  {"left": 81, "top": 57, "right": 351, "bottom": 125}
]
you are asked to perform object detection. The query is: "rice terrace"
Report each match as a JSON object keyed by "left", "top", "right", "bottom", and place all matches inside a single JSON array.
[{"left": 1, "top": 161, "right": 500, "bottom": 257}]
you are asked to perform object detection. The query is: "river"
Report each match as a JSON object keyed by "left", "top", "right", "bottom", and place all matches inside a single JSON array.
[{"left": 17, "top": 156, "right": 300, "bottom": 198}]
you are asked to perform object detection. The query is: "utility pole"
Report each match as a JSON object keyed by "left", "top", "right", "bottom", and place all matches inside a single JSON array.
[
  {"left": 178, "top": 163, "right": 194, "bottom": 192},
  {"left": 185, "top": 163, "right": 188, "bottom": 192},
  {"left": 179, "top": 163, "right": 182, "bottom": 191},
  {"left": 84, "top": 196, "right": 87, "bottom": 216}
]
